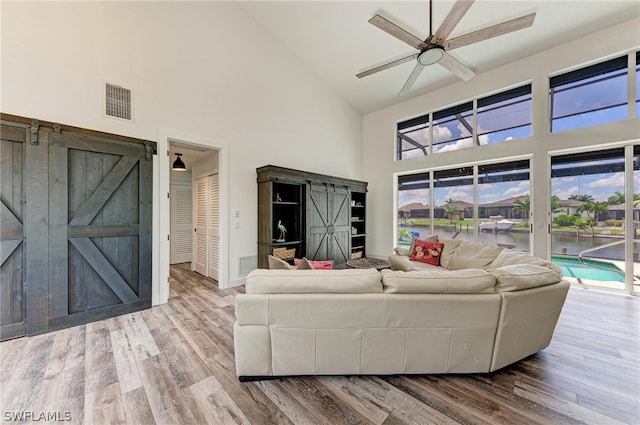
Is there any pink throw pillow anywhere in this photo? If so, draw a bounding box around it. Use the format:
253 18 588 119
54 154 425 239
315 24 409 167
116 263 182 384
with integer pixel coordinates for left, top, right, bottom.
294 258 334 270
410 240 444 266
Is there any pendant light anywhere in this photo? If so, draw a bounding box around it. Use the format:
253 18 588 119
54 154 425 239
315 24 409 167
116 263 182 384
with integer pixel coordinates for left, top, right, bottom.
172 153 186 171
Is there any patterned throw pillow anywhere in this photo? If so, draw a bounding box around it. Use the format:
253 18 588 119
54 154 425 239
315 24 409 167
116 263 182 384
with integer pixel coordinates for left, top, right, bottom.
410 240 444 266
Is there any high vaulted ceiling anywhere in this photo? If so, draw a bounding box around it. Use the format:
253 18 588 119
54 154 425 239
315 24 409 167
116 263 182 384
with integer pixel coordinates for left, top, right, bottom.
241 1 640 114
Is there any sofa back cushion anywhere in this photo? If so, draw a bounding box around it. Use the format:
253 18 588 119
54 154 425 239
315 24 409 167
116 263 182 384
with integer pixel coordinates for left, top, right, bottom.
489 249 562 274
246 268 383 294
381 269 496 294
488 264 563 292
437 239 462 269
445 241 503 270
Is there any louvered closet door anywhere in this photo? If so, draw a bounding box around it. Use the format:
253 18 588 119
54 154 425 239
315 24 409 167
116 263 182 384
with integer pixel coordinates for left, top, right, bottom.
194 176 208 276
170 183 192 264
208 174 219 280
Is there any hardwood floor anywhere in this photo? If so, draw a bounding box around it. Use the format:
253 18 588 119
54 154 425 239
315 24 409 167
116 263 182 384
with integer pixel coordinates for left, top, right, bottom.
1 263 638 424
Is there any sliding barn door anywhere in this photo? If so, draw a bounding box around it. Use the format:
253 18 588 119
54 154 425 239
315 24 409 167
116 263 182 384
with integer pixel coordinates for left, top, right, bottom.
0 118 154 339
307 183 350 266
47 131 153 330
0 124 26 340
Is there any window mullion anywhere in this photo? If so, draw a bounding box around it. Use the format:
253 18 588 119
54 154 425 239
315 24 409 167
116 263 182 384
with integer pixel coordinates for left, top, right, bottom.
472 99 478 146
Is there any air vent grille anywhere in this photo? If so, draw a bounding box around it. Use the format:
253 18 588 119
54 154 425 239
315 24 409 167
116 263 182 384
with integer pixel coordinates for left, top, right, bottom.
105 83 132 120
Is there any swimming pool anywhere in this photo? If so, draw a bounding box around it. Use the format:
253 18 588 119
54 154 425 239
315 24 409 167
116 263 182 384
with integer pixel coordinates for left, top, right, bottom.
552 256 625 283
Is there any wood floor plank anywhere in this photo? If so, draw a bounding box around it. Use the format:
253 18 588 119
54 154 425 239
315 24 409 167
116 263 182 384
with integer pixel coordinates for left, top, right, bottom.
33 363 84 424
84 382 126 425
0 266 637 425
85 325 118 395
110 328 143 394
317 376 393 425
183 375 251 424
204 353 296 425
1 333 55 412
152 326 211 389
137 354 198 425
121 387 155 425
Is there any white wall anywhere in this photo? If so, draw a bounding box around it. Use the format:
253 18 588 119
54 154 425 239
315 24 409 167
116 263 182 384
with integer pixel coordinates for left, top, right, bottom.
362 18 640 260
1 2 363 291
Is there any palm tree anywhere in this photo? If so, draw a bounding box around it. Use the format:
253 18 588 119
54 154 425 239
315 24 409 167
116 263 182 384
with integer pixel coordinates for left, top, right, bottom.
512 197 530 224
569 194 594 203
591 202 609 222
607 191 625 205
550 195 563 214
444 205 460 224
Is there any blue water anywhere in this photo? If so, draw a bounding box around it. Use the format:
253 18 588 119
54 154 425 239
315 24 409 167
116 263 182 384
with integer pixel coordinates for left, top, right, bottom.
551 256 625 282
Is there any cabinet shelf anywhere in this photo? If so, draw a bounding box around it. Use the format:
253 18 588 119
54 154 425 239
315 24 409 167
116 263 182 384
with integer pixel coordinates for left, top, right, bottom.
351 234 366 237
273 201 299 206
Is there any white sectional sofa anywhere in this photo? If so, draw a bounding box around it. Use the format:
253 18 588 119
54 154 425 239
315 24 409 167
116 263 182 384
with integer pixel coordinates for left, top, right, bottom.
234 239 569 380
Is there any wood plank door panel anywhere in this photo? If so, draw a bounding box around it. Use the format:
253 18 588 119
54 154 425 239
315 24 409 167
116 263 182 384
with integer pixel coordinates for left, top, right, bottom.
330 188 350 265
307 184 330 261
47 132 152 330
0 126 26 339
1 119 154 340
306 184 351 266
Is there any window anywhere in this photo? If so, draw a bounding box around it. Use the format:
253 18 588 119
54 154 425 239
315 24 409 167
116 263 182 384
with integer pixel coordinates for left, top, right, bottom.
397 172 431 243
397 116 429 160
397 159 531 249
432 102 474 154
477 85 532 144
396 85 531 160
550 55 628 132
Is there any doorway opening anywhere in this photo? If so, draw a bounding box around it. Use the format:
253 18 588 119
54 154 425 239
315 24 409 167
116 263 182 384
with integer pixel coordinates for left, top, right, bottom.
169 141 220 282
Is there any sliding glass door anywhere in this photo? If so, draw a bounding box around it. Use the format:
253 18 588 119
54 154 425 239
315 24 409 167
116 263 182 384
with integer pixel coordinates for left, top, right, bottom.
550 147 638 293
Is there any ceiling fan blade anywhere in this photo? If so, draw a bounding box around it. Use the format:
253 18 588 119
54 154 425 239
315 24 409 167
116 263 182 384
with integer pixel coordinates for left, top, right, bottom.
356 52 419 79
369 14 428 50
432 0 475 45
438 52 475 81
399 63 426 96
444 12 536 51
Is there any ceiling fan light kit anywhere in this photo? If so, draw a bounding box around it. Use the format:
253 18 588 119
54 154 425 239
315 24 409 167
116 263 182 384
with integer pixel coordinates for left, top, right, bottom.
418 47 444 66
357 0 536 95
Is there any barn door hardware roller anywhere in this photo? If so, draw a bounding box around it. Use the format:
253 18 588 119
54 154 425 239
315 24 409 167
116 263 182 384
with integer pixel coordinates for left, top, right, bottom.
30 119 40 145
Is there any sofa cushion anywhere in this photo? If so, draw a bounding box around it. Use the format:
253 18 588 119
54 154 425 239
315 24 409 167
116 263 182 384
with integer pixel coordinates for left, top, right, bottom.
410 240 444 266
446 241 503 270
437 239 463 269
388 254 438 272
381 269 496 294
268 255 314 270
489 250 562 274
489 264 563 292
246 268 383 294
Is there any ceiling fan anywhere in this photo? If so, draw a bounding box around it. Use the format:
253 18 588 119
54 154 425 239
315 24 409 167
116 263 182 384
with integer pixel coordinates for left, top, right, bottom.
356 0 536 95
